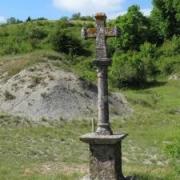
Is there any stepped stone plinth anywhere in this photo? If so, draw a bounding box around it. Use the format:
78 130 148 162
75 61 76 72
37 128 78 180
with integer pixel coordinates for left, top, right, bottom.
80 133 127 180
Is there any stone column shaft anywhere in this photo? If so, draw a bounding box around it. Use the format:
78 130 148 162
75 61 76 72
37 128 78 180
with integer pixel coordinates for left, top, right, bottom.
96 66 112 135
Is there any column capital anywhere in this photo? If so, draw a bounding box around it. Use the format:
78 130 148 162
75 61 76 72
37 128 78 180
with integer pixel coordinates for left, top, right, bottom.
80 133 128 144
95 13 107 20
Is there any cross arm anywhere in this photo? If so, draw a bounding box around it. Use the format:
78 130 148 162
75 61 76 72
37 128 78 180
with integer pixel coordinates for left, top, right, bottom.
81 27 97 39
81 27 120 40
105 27 119 37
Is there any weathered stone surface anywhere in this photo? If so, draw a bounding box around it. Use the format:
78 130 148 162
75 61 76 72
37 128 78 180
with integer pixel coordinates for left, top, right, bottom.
0 63 131 122
89 144 123 180
80 12 128 180
82 13 119 135
80 133 127 144
81 133 127 180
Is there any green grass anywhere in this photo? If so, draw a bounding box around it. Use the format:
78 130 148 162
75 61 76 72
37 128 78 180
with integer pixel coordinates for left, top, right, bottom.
0 50 96 84
119 80 180 179
0 80 179 179
0 120 89 180
0 50 72 79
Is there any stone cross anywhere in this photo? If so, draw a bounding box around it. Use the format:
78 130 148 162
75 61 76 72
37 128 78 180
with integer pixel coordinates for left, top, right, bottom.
81 13 118 135
80 13 129 180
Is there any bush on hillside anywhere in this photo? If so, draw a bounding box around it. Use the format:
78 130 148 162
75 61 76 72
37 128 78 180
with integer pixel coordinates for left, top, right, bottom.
115 5 150 51
2 38 20 55
2 37 33 55
158 36 180 75
164 135 180 174
158 55 180 75
50 27 91 59
140 42 159 80
7 17 23 24
27 27 48 49
110 52 147 87
110 43 159 88
28 27 48 40
159 36 180 57
51 29 79 54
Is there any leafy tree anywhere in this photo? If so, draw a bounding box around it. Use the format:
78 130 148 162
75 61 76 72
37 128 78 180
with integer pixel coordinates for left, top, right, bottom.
158 36 180 75
50 28 89 59
115 5 150 51
110 42 160 88
36 17 47 21
28 27 47 40
110 51 147 87
140 42 159 80
80 16 94 21
71 12 81 20
26 16 32 22
56 19 70 29
159 36 180 56
60 16 69 21
151 0 180 39
7 17 22 24
27 27 48 49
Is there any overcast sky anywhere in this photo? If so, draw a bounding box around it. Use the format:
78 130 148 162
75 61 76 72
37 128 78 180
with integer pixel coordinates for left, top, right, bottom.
0 0 152 22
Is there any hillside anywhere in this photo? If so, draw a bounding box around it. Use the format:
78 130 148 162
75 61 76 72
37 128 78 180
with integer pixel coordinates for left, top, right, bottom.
0 55 131 121
0 2 180 179
0 80 179 180
0 17 179 86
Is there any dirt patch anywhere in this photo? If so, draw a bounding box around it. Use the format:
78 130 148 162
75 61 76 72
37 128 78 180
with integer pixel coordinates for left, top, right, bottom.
23 162 88 176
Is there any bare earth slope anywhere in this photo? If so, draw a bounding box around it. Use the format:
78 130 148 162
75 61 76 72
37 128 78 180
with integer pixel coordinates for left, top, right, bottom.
0 63 131 121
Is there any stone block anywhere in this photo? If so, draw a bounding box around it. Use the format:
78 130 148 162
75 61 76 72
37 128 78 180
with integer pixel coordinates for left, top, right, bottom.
80 133 127 180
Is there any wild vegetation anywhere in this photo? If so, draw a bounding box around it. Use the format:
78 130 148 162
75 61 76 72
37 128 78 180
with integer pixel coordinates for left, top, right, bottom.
0 80 179 179
0 1 179 86
0 0 179 179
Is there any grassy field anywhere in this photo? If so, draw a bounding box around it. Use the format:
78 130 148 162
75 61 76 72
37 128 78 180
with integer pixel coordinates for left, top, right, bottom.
0 80 179 180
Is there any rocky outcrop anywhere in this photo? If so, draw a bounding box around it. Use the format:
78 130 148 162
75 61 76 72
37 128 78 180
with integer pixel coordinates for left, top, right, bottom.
0 63 132 122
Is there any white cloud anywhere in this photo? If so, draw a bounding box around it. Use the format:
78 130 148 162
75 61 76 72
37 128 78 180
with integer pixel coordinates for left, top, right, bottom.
0 16 6 24
109 7 152 19
108 11 126 19
141 8 152 16
53 0 125 17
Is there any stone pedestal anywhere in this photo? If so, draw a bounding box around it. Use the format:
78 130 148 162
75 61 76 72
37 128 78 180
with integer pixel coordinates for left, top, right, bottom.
80 133 127 180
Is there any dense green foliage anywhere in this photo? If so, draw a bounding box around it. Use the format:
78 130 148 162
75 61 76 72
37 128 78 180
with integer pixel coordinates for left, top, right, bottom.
0 0 179 87
110 0 180 87
115 5 151 51
151 0 180 39
50 23 91 59
110 42 159 87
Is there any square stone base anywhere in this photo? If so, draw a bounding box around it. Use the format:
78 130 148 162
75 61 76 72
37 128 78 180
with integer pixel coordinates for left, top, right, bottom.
80 133 127 180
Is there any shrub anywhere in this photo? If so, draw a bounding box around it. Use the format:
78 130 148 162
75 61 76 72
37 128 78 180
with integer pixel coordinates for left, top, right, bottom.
51 29 77 54
164 136 180 159
50 28 90 58
110 51 147 87
140 42 159 80
159 36 180 57
110 43 160 88
2 38 20 55
158 55 180 75
114 5 150 51
158 36 180 75
26 27 48 49
28 27 48 40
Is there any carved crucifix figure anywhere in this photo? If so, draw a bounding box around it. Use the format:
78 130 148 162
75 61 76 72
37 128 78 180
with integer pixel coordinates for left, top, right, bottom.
82 13 118 135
